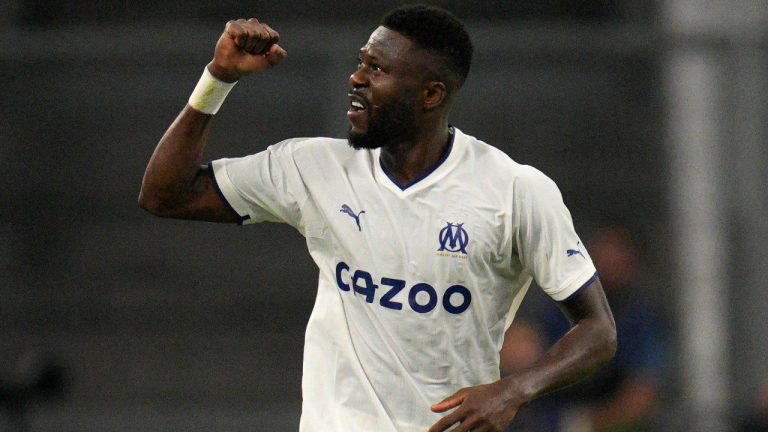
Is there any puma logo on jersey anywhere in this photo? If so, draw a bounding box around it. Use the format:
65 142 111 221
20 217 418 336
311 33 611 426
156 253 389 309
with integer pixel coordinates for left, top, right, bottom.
340 204 365 231
567 242 585 259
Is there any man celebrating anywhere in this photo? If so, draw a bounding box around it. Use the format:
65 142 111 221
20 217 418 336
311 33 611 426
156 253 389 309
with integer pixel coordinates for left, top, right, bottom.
139 5 616 432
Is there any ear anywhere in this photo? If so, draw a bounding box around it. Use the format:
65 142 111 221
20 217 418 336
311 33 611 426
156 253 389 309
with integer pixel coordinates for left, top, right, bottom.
422 81 447 111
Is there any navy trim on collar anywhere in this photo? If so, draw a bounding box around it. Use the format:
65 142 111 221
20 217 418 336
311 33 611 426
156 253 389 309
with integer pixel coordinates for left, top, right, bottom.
379 129 455 191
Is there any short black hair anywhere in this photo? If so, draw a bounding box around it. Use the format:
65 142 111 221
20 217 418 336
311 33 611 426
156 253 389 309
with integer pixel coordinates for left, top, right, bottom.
381 4 473 89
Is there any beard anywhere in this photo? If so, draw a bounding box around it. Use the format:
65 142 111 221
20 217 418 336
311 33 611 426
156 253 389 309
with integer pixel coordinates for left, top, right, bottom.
347 99 418 150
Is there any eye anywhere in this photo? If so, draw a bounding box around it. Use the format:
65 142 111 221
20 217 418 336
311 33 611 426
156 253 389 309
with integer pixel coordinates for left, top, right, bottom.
356 57 383 73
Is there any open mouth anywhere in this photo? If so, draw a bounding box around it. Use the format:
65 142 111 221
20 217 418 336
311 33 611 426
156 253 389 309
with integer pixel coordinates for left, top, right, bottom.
348 93 368 113
350 100 365 111
347 93 369 125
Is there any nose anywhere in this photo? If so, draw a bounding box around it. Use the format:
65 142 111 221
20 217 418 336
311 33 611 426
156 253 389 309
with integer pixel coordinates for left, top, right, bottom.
349 67 367 88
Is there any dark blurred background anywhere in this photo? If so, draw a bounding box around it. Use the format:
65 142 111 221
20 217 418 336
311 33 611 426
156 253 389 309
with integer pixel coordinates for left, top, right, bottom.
1 1 766 431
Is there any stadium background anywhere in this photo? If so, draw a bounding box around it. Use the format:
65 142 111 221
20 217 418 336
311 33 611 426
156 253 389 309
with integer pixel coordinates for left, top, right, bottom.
1 0 766 431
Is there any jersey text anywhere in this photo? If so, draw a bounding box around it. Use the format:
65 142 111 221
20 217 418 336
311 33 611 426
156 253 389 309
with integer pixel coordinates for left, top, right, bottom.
335 261 472 315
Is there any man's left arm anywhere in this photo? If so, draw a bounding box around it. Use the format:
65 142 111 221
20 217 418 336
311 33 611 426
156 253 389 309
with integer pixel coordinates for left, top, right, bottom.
429 278 616 432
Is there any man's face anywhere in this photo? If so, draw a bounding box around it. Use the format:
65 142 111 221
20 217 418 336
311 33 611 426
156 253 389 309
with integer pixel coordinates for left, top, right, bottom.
347 26 431 149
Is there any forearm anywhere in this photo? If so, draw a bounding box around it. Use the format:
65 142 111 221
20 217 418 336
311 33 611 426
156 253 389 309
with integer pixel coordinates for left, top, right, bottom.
428 303 615 432
138 20 286 221
505 314 617 404
138 105 213 216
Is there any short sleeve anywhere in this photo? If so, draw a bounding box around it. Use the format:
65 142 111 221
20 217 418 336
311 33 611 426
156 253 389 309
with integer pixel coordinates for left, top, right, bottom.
210 138 309 230
512 167 597 302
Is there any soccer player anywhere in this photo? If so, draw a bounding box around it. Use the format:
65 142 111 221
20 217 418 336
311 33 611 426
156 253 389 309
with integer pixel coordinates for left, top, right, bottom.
139 5 616 432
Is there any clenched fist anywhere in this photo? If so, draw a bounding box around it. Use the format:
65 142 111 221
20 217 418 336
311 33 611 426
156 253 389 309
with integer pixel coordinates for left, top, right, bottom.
207 18 288 83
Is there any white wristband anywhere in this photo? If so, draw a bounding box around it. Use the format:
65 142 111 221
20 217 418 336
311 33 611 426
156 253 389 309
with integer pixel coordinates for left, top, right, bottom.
188 67 237 115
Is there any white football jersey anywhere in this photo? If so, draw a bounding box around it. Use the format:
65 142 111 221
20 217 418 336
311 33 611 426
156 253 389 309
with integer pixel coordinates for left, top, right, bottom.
210 128 597 432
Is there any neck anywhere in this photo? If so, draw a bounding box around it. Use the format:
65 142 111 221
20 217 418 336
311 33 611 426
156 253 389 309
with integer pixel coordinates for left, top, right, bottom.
380 118 451 186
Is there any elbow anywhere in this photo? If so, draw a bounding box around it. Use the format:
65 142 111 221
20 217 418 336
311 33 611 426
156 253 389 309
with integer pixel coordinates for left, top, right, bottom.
138 189 172 217
605 325 618 362
581 314 617 370
138 190 160 215
600 317 618 365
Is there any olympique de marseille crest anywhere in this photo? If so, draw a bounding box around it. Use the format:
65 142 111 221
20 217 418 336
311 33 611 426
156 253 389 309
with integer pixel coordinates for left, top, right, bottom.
437 222 469 255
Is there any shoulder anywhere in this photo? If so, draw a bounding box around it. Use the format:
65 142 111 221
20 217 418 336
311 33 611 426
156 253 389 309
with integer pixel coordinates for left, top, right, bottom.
457 129 515 166
267 136 350 156
264 137 360 170
455 128 556 189
515 165 558 192
262 137 371 182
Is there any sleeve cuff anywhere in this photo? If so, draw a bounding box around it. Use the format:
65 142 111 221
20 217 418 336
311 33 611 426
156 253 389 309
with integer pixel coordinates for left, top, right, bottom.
208 161 252 225
556 271 599 303
545 265 598 302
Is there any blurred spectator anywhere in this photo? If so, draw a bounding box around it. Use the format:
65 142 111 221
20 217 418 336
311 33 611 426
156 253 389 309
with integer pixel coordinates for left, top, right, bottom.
499 320 548 431
504 225 668 432
0 346 67 432
739 379 768 432
500 321 546 378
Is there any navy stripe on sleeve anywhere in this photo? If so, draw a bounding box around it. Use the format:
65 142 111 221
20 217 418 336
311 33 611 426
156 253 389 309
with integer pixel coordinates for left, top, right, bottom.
205 163 251 225
557 271 599 304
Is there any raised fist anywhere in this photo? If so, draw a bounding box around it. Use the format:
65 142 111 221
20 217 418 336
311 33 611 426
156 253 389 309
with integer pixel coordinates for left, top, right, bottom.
207 18 288 83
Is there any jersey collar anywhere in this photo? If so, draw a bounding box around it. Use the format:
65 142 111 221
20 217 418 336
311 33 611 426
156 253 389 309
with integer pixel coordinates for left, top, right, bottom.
374 127 467 197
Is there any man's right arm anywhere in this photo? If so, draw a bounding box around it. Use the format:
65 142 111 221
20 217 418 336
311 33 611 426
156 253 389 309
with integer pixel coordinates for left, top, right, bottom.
138 18 287 222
